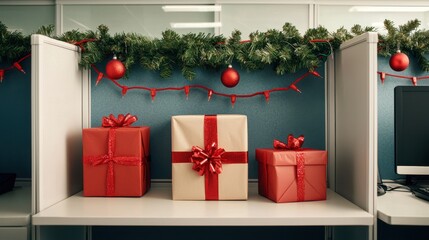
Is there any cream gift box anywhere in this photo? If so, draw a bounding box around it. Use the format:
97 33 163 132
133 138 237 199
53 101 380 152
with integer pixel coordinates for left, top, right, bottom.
171 114 248 200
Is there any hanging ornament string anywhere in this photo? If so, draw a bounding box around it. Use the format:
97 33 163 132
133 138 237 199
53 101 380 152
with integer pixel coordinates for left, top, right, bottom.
378 71 429 86
0 54 31 83
91 65 322 106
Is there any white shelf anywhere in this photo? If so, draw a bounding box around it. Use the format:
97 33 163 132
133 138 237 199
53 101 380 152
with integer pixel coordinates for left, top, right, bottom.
0 184 31 227
377 183 429 225
32 183 373 226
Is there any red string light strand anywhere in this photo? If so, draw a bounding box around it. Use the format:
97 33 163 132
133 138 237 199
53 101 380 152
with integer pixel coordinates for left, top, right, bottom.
69 38 98 51
91 64 105 85
0 53 31 83
91 65 316 104
418 76 429 80
16 53 31 64
378 71 429 86
110 81 301 98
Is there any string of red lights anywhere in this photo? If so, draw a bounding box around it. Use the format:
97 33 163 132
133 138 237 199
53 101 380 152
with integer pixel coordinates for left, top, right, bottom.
378 71 429 85
0 53 30 82
91 64 322 107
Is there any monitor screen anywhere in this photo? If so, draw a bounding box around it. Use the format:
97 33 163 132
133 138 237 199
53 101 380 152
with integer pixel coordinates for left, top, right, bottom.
395 86 429 175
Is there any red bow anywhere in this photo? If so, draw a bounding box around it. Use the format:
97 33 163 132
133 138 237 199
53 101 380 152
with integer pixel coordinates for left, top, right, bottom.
102 113 137 127
273 134 304 150
191 142 225 176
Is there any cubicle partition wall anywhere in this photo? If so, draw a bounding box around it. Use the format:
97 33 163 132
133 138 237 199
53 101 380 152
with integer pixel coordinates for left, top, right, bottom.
329 32 378 240
31 35 90 239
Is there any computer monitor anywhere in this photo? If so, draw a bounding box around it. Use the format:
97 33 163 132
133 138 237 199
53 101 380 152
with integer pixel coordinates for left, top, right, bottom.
395 86 429 175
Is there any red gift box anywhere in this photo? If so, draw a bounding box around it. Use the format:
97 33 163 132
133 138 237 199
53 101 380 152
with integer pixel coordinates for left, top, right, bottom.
256 136 327 203
82 114 150 197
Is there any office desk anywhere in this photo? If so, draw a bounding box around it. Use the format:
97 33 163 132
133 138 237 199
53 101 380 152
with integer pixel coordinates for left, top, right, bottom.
0 183 31 240
377 183 429 225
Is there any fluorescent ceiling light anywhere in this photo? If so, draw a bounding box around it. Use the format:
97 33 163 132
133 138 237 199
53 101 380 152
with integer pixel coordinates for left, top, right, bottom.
349 6 429 12
170 22 222 29
67 18 90 30
163 5 221 12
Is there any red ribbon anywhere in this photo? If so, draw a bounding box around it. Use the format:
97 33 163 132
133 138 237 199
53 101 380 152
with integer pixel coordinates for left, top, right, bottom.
172 115 247 200
202 115 220 200
273 134 304 150
83 128 141 196
191 142 225 176
102 113 137 128
296 152 305 201
273 134 306 201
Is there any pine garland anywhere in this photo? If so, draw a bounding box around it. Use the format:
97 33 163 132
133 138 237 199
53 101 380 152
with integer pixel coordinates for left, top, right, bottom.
2 19 429 80
378 19 429 71
0 23 30 62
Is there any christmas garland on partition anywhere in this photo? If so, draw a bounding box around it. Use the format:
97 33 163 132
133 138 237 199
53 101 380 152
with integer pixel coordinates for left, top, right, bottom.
2 19 429 82
72 23 336 80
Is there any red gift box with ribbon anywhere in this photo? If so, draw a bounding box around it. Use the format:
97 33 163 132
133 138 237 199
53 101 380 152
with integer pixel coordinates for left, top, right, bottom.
171 115 248 200
82 114 150 197
256 134 327 203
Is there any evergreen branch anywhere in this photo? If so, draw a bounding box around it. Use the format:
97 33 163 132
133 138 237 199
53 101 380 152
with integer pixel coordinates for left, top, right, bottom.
351 25 364 35
384 19 397 38
35 24 55 37
399 19 420 36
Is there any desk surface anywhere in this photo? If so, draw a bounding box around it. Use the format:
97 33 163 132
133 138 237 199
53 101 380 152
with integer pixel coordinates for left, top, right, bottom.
0 184 31 226
377 183 429 225
33 183 373 226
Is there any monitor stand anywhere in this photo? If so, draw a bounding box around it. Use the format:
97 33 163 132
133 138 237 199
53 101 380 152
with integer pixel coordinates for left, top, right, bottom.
405 175 429 187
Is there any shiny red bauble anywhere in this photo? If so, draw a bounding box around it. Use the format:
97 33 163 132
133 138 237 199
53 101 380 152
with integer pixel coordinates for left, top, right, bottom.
221 65 240 88
106 56 126 80
389 50 409 72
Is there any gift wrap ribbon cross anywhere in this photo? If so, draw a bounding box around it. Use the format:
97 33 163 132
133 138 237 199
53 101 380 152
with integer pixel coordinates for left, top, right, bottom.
84 114 141 196
172 115 247 200
274 134 306 201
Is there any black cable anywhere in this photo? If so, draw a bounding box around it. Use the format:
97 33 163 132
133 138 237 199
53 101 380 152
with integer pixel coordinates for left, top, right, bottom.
386 185 411 192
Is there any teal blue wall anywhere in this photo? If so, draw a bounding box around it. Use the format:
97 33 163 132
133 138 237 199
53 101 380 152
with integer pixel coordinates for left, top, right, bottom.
377 56 429 180
0 4 54 179
0 60 31 178
90 64 326 179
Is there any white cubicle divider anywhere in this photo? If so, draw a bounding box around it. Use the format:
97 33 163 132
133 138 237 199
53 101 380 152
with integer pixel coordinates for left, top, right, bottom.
329 32 378 239
31 34 89 215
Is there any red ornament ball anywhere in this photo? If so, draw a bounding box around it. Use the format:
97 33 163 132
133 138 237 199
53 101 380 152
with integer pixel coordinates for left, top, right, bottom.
106 56 126 80
389 50 409 72
221 65 240 88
